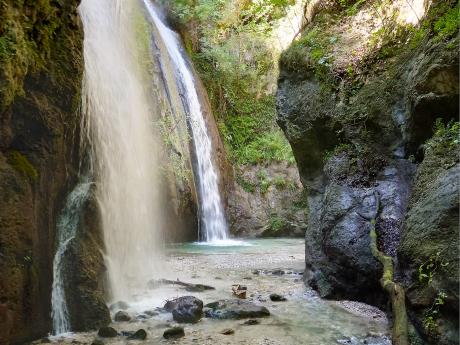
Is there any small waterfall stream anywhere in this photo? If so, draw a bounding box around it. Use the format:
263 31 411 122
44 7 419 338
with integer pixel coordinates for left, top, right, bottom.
144 1 229 243
51 181 91 334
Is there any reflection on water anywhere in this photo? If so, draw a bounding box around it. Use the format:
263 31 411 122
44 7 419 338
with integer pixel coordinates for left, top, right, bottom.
44 239 390 345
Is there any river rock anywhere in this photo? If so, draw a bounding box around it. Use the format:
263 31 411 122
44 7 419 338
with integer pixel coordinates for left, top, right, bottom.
127 329 147 340
204 299 270 319
163 327 185 339
114 310 131 322
269 293 287 302
221 328 235 335
97 326 118 338
164 296 203 323
243 319 260 325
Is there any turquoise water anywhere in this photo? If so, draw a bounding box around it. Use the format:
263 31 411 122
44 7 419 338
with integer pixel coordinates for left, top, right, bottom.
168 238 303 254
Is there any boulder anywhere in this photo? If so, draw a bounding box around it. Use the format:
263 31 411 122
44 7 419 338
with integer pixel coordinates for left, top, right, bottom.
97 326 117 338
204 299 270 319
113 310 131 322
163 327 185 339
127 329 147 340
164 296 203 323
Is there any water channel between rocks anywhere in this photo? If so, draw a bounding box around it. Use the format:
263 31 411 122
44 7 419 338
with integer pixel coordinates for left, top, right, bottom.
46 239 390 345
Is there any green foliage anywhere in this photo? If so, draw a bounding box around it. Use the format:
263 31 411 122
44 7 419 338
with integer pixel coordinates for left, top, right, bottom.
418 251 450 285
257 170 271 194
433 2 459 39
7 151 38 181
280 26 335 83
235 131 295 165
433 119 459 145
375 1 459 58
268 214 286 232
425 119 459 155
236 175 257 193
423 291 447 334
272 176 287 189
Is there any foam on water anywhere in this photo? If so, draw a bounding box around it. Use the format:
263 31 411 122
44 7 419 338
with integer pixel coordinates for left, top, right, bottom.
51 181 91 334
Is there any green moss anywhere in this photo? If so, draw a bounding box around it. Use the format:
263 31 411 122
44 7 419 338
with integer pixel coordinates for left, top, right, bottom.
236 174 256 193
0 0 73 109
280 20 337 86
7 151 38 181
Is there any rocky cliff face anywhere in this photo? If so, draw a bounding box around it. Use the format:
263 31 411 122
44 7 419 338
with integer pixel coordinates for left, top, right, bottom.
0 1 97 343
228 162 306 238
276 0 458 343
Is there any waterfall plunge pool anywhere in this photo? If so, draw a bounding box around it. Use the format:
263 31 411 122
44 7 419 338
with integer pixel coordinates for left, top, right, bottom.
45 239 390 345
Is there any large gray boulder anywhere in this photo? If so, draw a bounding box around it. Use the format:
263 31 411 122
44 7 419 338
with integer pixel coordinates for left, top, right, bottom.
204 299 270 319
164 296 203 323
305 159 414 303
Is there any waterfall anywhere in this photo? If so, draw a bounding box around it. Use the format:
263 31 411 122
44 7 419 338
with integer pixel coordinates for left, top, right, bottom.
144 1 229 243
79 0 164 302
51 181 91 335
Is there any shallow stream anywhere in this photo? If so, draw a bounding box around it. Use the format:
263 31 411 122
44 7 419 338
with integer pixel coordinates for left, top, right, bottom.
46 239 390 345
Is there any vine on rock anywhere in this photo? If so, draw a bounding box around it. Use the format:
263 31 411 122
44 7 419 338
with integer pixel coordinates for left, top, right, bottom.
363 191 409 345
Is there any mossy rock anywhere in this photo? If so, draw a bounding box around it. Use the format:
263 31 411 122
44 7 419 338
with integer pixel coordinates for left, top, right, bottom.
7 151 38 181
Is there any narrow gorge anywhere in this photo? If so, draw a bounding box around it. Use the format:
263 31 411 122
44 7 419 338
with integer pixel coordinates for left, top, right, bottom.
0 1 458 345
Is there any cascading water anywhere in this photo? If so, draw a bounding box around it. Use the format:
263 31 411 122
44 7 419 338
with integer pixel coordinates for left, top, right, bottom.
144 1 229 243
79 0 164 302
51 181 91 334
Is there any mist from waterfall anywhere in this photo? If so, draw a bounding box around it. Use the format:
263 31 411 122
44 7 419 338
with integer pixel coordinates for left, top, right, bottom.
51 181 91 334
78 0 164 302
144 1 229 243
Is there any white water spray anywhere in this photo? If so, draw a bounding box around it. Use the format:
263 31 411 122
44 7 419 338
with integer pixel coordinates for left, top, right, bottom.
79 0 164 302
51 181 91 334
144 1 229 243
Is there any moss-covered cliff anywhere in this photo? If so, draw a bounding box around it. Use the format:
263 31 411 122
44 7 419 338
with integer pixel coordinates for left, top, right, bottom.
0 0 86 343
276 0 458 344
